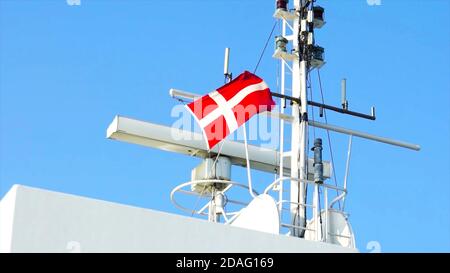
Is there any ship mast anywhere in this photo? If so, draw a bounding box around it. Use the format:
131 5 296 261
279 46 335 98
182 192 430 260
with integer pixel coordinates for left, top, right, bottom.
290 0 308 237
276 0 320 237
275 0 366 237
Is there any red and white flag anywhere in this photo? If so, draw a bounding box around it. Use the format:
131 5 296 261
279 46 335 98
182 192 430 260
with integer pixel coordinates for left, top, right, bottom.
186 71 275 150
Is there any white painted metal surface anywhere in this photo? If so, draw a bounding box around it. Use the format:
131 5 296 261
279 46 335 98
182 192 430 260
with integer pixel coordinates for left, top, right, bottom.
230 194 280 235
277 18 288 213
0 185 17 252
0 185 357 253
290 0 303 237
191 157 231 182
305 209 356 248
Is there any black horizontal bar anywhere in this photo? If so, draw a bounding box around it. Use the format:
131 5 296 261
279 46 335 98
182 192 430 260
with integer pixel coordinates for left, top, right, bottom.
270 92 301 104
270 92 376 121
307 101 376 121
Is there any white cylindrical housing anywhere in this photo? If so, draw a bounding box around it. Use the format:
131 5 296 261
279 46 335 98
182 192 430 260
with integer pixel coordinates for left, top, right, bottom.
224 48 230 75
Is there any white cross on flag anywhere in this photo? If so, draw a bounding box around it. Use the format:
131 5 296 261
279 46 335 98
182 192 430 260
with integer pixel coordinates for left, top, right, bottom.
186 71 275 150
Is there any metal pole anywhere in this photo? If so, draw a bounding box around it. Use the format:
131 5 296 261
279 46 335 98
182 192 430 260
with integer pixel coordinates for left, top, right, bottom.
224 48 230 76
313 183 319 241
298 58 309 238
290 0 304 237
278 19 287 213
208 190 216 222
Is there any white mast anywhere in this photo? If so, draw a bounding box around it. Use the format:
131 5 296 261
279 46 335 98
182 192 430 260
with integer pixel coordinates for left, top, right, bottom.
290 0 308 237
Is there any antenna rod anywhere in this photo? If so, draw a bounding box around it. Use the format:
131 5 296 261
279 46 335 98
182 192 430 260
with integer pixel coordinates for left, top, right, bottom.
341 78 348 110
309 120 421 151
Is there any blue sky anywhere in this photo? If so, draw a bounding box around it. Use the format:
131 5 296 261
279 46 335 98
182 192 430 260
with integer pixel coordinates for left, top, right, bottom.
1 0 449 252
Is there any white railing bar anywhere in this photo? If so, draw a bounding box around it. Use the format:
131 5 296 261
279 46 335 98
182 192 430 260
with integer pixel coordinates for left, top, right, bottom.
328 233 352 239
197 203 210 214
277 200 315 208
178 189 207 197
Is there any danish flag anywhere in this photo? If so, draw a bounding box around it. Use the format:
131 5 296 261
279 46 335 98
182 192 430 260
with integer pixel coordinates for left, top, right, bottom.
186 71 275 150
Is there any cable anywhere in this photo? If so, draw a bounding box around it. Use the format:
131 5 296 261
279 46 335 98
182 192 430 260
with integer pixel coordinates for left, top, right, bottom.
254 20 278 74
191 187 207 217
317 69 341 210
308 70 316 141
